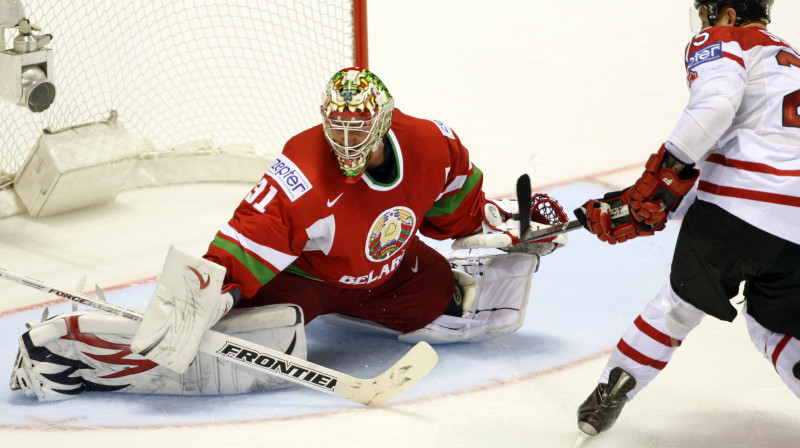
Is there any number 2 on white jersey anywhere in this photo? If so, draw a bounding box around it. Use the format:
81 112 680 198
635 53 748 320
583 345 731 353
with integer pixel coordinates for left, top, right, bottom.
776 50 800 128
245 178 278 213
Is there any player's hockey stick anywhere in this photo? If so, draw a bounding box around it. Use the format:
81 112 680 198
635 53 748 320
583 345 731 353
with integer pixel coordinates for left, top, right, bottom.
0 267 438 406
520 204 630 242
452 173 632 249
451 201 631 249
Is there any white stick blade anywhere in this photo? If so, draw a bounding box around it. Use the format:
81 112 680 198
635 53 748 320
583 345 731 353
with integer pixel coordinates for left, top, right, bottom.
343 341 439 406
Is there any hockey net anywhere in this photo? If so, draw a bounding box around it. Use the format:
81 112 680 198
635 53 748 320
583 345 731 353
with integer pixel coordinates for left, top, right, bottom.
0 0 367 191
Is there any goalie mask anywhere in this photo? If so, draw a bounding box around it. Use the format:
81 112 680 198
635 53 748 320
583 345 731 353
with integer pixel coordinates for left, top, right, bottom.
321 68 394 183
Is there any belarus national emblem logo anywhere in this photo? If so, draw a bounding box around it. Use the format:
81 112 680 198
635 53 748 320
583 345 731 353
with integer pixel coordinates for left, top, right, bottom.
365 207 416 261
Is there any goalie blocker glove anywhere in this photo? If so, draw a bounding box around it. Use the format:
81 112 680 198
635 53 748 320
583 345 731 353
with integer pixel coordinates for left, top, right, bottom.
576 144 698 245
130 246 235 373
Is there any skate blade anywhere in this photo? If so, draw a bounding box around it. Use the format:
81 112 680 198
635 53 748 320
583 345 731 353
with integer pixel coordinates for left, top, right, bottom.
577 421 598 436
574 431 591 447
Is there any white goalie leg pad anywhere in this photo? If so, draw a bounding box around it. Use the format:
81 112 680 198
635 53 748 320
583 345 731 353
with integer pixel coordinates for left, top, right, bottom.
130 245 228 373
11 304 306 401
399 252 538 344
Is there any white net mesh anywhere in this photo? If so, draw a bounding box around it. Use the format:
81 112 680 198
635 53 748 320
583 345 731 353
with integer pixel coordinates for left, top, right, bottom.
1 0 357 187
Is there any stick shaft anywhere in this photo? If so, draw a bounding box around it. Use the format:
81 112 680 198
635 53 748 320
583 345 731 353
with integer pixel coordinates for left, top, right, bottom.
522 205 629 242
0 268 143 320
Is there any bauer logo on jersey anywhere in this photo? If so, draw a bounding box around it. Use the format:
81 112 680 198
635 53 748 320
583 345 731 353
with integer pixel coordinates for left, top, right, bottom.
687 42 722 71
265 156 312 202
365 206 416 262
431 119 455 140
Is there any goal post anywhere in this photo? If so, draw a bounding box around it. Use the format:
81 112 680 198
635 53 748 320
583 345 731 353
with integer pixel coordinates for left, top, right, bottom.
0 0 368 217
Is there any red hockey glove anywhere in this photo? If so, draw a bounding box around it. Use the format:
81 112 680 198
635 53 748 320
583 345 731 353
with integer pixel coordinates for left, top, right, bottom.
628 144 699 229
575 189 660 245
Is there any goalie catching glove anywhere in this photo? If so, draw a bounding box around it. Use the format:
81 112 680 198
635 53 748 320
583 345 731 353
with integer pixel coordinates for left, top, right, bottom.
452 193 568 255
576 144 698 245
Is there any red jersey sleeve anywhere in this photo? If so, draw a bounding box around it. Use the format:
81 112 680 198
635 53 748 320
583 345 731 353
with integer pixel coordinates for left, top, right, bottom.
419 121 488 240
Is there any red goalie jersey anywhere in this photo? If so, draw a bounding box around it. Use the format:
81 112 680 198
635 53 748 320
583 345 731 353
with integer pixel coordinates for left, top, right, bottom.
204 109 488 300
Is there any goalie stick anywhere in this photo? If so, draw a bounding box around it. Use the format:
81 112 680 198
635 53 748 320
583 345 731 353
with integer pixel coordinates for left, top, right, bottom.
0 267 438 406
516 174 533 241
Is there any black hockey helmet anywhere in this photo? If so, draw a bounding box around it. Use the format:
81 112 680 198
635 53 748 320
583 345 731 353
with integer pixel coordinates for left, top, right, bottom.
693 1 774 26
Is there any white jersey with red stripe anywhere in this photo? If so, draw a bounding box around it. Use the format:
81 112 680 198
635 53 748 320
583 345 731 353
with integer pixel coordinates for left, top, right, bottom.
666 26 800 245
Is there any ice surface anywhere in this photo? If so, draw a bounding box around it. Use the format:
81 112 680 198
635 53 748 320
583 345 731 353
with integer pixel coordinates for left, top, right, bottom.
1 1 799 447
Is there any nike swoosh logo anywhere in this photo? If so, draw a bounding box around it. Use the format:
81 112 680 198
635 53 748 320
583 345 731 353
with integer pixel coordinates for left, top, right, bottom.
188 266 211 289
327 192 344 207
410 257 419 273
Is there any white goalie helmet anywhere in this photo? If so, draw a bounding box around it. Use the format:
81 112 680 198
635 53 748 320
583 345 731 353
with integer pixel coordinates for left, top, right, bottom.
321 67 394 182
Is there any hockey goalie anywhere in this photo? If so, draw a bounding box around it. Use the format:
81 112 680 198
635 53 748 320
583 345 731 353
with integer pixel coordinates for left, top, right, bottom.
10 68 568 401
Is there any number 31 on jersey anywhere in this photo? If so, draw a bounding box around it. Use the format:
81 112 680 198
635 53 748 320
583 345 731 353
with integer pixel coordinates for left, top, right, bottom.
245 178 278 213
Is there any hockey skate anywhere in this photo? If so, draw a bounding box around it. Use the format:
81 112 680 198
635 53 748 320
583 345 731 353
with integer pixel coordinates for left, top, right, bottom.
577 367 636 436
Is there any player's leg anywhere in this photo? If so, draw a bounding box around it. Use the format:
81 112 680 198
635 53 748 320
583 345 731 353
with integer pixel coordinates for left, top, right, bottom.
603 283 705 398
243 236 456 331
242 269 334 323
739 229 800 398
578 200 745 436
742 307 800 398
398 250 538 343
10 304 305 401
333 236 458 333
248 236 538 343
577 283 706 435
324 239 539 343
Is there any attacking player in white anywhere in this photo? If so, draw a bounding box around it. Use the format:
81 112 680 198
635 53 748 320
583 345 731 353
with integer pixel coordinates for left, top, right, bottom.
8 68 568 401
573 0 800 439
